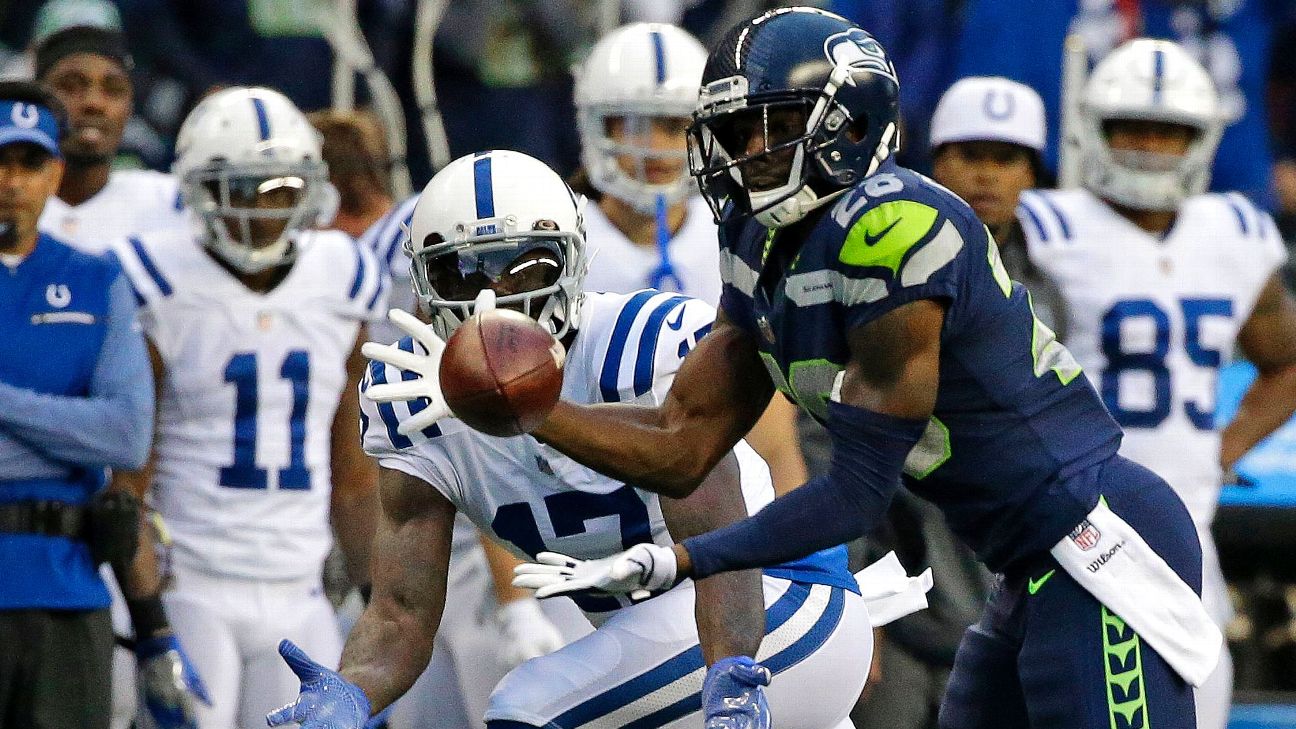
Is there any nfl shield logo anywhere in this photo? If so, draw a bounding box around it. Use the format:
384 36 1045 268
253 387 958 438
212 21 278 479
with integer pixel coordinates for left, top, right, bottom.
757 315 776 345
1069 520 1101 551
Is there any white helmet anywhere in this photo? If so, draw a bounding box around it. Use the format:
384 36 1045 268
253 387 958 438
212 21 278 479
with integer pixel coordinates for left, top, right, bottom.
574 23 706 214
405 150 588 340
1078 38 1223 211
173 87 331 273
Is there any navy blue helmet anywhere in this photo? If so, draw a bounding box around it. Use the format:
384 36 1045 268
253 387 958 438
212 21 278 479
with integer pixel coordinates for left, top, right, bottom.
687 7 901 228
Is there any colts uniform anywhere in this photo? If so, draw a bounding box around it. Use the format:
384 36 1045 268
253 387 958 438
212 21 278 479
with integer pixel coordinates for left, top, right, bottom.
717 160 1204 728
360 198 589 729
113 228 385 729
38 170 184 253
361 290 871 729
1022 187 1287 728
583 196 723 306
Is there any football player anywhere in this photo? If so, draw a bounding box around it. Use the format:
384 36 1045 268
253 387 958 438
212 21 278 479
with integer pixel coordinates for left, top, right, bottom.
352 139 575 729
1018 39 1296 729
268 150 917 729
574 21 809 495
369 9 1221 729
111 87 383 729
35 25 185 250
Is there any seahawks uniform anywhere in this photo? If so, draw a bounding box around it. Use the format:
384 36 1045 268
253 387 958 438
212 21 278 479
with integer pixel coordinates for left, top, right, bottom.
113 228 385 729
583 196 723 306
361 290 871 729
358 197 591 729
1022 187 1286 729
717 160 1203 728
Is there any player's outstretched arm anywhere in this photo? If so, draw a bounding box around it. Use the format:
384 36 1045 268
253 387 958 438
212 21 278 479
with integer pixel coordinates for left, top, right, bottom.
298 466 454 719
517 300 944 593
330 328 380 586
676 298 944 580
1222 274 1296 470
535 311 775 498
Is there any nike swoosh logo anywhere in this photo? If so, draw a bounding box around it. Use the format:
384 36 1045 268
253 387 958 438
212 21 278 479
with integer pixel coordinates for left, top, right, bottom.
1027 569 1056 595
863 218 901 246
666 307 686 331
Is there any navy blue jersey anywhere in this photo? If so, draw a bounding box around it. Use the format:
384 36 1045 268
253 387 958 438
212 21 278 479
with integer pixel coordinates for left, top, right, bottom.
718 162 1123 570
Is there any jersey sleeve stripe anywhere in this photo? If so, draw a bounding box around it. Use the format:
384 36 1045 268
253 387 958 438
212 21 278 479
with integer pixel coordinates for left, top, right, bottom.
385 208 415 270
1016 199 1049 243
366 358 414 449
348 239 368 300
1224 192 1252 236
397 337 442 439
632 295 690 397
366 270 390 312
1037 194 1073 241
599 290 659 402
127 236 173 297
900 220 964 286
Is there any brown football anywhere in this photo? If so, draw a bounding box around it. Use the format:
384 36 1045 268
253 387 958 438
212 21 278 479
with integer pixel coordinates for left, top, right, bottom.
439 309 566 437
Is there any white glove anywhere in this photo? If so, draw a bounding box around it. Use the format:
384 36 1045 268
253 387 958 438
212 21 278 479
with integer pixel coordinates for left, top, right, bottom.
362 290 497 436
496 597 565 667
512 544 679 601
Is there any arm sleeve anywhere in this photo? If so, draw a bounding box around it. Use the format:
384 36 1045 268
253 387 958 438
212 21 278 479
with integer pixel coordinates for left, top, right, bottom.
682 400 927 579
0 274 154 470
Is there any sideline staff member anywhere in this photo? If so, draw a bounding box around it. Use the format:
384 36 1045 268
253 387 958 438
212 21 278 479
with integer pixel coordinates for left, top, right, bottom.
0 80 152 729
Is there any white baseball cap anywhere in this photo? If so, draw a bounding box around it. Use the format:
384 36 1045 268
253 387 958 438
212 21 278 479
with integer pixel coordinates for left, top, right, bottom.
930 76 1047 152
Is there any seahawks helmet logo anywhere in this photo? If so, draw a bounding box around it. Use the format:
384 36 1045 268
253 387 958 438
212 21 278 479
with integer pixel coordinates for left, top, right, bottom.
823 28 897 82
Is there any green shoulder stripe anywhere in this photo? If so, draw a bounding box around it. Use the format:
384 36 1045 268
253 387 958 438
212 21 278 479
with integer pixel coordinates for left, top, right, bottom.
839 200 940 274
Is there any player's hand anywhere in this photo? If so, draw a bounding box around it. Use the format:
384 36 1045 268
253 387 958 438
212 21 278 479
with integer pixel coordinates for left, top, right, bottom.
702 656 772 729
362 290 497 436
266 640 371 729
496 597 565 667
135 633 211 729
512 544 678 600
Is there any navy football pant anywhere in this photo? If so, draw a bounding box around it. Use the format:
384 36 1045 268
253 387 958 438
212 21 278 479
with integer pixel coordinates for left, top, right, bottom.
939 456 1202 729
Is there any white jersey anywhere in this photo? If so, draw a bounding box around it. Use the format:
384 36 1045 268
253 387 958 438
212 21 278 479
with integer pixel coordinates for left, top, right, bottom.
38 169 184 253
1022 188 1286 528
583 196 723 307
361 289 850 617
357 195 414 344
113 228 386 580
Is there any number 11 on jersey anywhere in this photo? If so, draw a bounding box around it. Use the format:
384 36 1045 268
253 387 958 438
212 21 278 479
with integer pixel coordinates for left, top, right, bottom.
220 350 312 490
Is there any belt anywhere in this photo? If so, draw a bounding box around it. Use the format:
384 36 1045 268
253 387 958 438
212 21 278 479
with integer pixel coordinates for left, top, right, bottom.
0 500 88 539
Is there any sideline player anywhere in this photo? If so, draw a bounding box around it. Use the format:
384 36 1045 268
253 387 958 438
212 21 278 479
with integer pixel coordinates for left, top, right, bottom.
112 87 382 729
370 10 1219 728
269 150 898 729
34 25 183 250
1019 39 1296 729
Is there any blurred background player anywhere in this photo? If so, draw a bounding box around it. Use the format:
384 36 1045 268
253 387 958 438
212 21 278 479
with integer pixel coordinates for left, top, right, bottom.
1020 39 1296 729
277 149 880 729
573 21 808 495
34 25 183 251
0 80 199 729
327 111 577 729
111 86 383 729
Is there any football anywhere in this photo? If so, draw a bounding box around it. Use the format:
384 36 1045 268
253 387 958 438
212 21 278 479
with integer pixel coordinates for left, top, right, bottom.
439 309 566 437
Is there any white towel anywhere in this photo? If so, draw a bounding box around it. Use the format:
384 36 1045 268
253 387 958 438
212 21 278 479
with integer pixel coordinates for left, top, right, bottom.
1050 499 1222 687
853 551 935 627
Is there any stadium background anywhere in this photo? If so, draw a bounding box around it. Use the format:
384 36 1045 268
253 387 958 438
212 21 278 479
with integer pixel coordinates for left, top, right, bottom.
4 0 1296 727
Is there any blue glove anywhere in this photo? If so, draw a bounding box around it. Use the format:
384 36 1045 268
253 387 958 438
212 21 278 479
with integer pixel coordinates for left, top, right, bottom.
266 639 372 729
702 656 772 729
136 634 212 729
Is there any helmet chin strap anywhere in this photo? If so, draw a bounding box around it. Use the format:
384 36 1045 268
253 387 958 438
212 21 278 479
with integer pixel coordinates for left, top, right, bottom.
754 186 848 228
